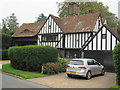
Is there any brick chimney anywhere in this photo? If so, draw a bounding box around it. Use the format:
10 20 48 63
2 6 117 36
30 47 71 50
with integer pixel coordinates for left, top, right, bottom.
69 2 79 16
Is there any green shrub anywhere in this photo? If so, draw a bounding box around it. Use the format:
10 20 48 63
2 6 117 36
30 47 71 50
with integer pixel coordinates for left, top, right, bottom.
1 34 12 49
0 49 9 60
43 62 61 75
8 45 58 72
113 43 120 85
43 57 68 75
2 49 9 60
58 57 68 72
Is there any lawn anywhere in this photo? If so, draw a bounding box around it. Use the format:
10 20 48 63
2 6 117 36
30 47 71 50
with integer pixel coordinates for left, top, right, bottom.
110 85 120 90
2 64 48 79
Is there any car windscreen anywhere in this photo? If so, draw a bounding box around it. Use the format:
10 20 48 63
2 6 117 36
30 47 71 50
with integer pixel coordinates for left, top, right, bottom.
69 60 84 65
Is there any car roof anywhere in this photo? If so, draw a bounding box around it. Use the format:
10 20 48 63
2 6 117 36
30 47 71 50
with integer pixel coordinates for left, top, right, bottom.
71 58 95 61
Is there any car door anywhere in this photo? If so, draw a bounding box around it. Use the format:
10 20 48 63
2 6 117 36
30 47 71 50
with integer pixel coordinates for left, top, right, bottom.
93 60 101 74
94 61 102 74
87 60 98 75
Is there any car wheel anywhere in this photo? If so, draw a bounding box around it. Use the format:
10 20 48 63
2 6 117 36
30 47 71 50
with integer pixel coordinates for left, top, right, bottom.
86 71 91 80
101 69 105 75
67 74 72 77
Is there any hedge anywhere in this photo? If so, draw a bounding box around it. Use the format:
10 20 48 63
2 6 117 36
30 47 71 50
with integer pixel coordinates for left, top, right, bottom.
1 49 9 60
8 45 58 72
113 43 120 85
1 34 12 49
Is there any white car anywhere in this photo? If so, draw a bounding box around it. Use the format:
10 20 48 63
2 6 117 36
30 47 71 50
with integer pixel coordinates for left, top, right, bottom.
66 58 105 79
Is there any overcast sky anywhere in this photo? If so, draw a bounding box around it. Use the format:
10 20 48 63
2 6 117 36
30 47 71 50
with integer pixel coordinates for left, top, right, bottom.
0 0 119 26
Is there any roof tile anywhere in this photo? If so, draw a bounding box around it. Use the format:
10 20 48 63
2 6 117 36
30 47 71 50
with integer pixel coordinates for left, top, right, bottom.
12 13 100 37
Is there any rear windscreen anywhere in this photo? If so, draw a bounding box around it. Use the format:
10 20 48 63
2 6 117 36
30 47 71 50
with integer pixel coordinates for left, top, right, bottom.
69 60 84 65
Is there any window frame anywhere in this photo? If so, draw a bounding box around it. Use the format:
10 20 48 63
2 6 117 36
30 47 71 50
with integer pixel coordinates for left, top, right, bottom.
102 34 106 39
21 29 30 33
41 34 58 42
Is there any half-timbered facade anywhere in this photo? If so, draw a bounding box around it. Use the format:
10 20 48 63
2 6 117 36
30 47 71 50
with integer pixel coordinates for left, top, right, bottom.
12 13 119 56
36 13 106 58
80 25 120 72
12 12 120 72
38 16 64 48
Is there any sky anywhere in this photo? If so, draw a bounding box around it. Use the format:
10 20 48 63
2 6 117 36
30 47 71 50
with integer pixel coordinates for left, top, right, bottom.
0 0 120 26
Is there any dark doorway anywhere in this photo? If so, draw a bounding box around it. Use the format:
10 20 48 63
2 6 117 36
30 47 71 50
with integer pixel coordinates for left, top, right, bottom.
84 50 115 72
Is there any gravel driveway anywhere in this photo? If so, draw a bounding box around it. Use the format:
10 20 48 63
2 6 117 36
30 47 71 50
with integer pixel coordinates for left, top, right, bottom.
27 72 116 88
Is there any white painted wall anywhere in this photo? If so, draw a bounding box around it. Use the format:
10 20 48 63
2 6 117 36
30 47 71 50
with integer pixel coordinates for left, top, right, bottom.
65 33 91 48
93 16 103 32
38 16 63 48
84 26 120 51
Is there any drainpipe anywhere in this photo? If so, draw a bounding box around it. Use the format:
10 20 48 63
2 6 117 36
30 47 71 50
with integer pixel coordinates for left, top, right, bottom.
81 51 84 58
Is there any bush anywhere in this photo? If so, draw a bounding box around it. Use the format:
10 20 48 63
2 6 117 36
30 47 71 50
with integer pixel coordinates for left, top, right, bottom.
0 49 9 60
2 49 9 60
113 43 120 85
58 57 68 72
43 57 68 75
1 34 12 49
8 45 58 72
43 62 61 75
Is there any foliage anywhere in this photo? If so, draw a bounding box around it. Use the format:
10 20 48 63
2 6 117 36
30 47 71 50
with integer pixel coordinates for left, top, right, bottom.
43 57 68 75
43 62 61 75
2 13 19 35
2 64 48 79
118 21 120 35
57 2 118 28
113 43 120 85
8 45 58 72
1 33 12 49
0 24 2 33
58 57 68 72
35 13 47 22
0 49 9 60
2 19 9 33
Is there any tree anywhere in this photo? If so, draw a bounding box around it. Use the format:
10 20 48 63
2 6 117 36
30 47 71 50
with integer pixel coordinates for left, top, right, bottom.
35 13 47 22
57 2 118 28
7 13 19 31
0 23 2 33
1 13 19 35
2 18 9 33
118 21 120 35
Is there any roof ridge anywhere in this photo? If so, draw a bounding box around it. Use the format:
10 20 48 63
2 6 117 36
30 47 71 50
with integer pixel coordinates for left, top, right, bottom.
60 13 100 19
50 14 60 18
23 21 45 25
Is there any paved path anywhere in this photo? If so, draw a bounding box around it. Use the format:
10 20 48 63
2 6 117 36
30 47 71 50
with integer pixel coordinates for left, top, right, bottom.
28 72 116 88
0 61 10 64
2 73 50 88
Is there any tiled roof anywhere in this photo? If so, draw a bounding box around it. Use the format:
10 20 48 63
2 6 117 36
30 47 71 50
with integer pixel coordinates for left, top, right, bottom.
12 13 100 37
12 21 45 37
51 13 100 33
110 27 120 41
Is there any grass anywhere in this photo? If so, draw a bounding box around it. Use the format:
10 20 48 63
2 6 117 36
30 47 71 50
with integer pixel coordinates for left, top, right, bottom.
2 64 48 79
110 85 120 90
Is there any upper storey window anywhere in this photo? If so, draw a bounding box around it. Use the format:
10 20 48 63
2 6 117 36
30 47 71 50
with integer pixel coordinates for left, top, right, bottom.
22 29 30 33
41 34 58 42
